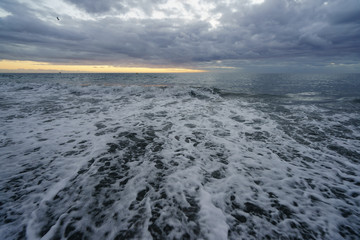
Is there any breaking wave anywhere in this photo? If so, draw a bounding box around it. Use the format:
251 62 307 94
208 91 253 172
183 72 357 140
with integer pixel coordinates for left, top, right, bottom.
0 81 359 239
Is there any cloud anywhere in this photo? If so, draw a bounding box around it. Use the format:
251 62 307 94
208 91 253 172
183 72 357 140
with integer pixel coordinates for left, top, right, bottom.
65 0 120 13
63 0 168 15
0 0 359 72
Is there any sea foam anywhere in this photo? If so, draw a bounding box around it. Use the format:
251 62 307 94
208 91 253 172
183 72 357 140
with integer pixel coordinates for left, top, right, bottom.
0 81 359 239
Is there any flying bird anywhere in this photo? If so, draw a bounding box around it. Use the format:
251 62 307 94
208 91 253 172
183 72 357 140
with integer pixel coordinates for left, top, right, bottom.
57 17 60 21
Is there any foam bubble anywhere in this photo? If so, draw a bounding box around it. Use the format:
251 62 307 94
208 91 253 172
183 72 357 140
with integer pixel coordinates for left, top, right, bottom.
0 82 359 239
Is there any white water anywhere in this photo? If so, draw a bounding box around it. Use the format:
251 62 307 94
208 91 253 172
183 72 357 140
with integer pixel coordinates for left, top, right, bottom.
0 82 359 239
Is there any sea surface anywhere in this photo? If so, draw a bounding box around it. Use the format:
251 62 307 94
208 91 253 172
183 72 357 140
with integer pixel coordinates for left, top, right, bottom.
0 73 359 240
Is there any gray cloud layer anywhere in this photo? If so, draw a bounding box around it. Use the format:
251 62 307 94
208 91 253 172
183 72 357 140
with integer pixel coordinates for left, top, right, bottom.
0 0 359 71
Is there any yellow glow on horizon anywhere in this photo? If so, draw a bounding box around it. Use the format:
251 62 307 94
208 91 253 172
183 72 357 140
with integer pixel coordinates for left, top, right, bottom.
0 60 206 73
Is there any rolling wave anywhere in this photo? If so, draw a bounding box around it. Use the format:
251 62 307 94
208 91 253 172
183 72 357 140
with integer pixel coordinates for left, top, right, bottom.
0 82 359 239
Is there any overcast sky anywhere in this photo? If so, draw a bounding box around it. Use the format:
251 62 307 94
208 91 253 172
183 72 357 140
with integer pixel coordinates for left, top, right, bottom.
0 0 359 72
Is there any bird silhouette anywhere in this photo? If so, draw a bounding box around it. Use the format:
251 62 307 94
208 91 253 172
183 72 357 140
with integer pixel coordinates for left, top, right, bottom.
57 17 60 21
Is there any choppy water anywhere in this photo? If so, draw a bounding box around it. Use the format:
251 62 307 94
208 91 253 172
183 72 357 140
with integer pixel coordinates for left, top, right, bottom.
0 73 359 240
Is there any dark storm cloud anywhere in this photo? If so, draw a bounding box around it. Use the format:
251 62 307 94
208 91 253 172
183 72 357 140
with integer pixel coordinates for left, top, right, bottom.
64 0 167 15
65 0 120 13
0 0 359 71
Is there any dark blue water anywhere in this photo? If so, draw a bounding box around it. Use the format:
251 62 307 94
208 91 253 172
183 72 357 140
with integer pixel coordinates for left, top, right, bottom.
0 73 359 239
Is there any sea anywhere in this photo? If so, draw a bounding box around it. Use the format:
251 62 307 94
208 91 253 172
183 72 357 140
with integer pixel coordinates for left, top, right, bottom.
0 72 359 240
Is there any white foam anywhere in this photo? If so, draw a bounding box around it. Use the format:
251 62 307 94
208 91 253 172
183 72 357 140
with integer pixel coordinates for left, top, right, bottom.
0 81 359 239
199 189 229 240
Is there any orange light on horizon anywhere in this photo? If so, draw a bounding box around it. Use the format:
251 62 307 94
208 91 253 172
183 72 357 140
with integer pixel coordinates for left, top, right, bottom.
0 60 206 73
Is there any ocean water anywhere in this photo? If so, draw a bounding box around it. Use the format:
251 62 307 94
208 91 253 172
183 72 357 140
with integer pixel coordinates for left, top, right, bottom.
0 73 359 240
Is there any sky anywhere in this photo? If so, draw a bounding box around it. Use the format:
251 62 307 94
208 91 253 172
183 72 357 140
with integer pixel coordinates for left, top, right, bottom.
0 0 359 73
